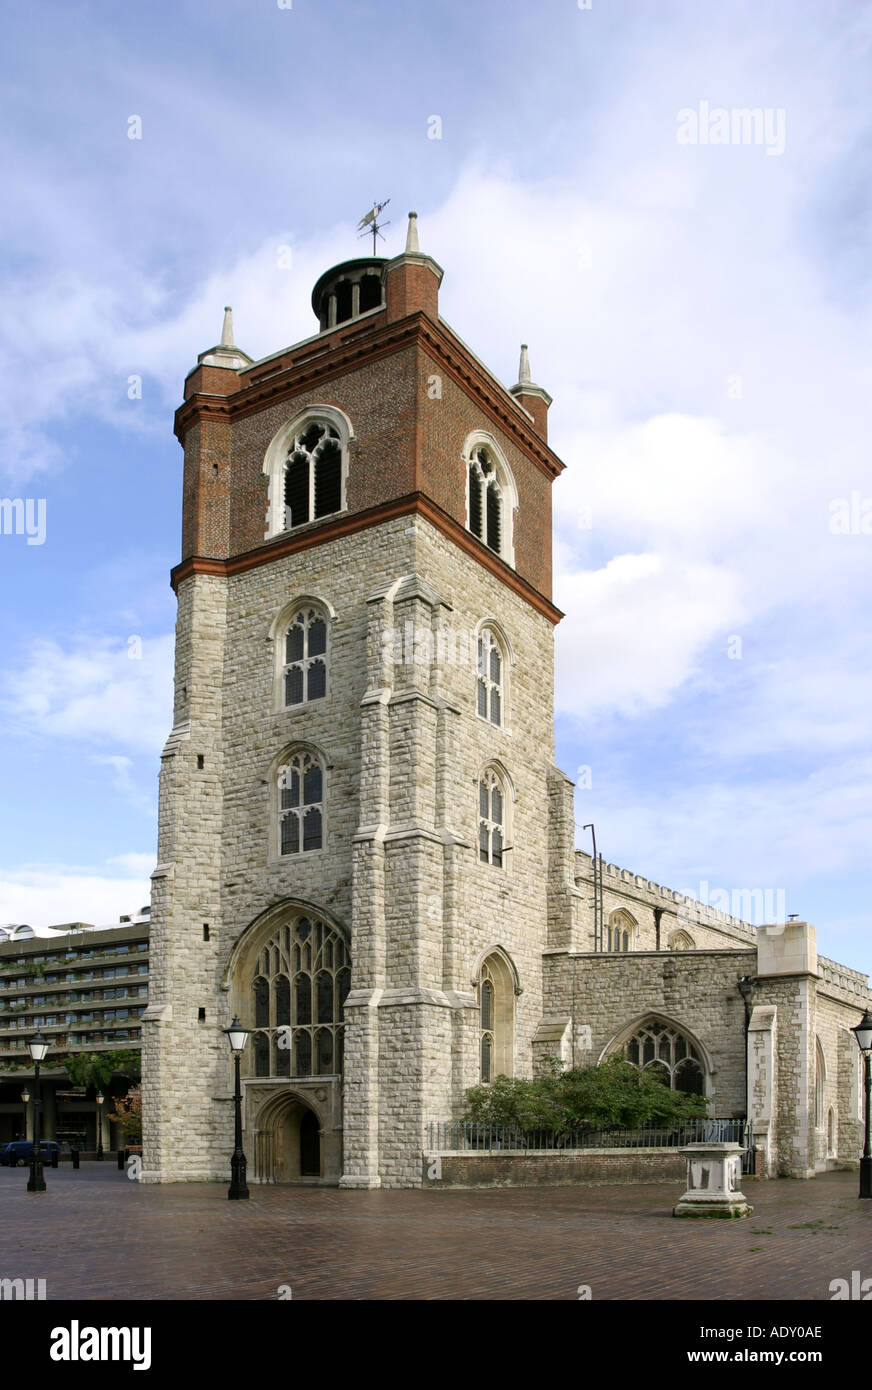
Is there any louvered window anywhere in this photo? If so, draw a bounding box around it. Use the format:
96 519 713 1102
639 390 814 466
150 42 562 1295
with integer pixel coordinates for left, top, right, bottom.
282 422 343 529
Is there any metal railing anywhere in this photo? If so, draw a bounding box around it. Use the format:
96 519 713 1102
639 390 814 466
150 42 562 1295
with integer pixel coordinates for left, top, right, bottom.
428 1117 752 1156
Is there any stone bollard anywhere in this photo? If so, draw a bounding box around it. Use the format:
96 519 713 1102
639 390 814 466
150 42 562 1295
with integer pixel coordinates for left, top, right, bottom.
673 1142 753 1219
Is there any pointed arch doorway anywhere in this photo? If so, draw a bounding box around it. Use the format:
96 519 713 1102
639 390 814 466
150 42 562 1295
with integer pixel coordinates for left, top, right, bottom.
255 1091 326 1183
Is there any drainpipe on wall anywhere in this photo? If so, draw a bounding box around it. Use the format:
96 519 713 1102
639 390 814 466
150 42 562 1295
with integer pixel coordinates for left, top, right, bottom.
653 908 663 951
737 976 756 1124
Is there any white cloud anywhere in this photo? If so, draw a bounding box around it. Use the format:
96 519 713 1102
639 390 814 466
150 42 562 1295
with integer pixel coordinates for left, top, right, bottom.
2 634 173 754
0 861 153 931
556 551 745 717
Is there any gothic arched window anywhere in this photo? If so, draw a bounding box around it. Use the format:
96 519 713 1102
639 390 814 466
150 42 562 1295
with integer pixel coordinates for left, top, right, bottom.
606 910 637 952
263 407 353 538
478 767 507 868
476 626 505 727
464 434 517 565
621 1019 705 1095
477 951 516 1081
245 914 350 1080
283 606 328 706
815 1037 826 1129
278 749 324 856
669 930 696 951
284 421 343 529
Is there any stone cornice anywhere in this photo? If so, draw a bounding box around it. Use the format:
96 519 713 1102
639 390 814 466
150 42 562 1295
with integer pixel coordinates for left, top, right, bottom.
170 492 564 624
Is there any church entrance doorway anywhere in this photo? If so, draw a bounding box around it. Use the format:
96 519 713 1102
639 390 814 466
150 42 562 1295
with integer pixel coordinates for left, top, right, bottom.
300 1109 320 1176
256 1092 324 1183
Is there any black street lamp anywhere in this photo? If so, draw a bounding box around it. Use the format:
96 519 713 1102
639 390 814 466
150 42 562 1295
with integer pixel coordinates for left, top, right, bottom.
20 1086 30 1141
95 1091 104 1161
851 1008 872 1200
224 1017 250 1201
26 1032 49 1193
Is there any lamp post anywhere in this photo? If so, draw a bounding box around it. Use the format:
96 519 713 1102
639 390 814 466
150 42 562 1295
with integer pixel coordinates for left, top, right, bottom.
26 1032 49 1193
20 1086 30 1141
851 1008 872 1199
95 1091 104 1161
224 1017 250 1200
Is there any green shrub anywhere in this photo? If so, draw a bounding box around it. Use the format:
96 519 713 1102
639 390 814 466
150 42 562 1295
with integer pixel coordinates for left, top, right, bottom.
462 1057 707 1133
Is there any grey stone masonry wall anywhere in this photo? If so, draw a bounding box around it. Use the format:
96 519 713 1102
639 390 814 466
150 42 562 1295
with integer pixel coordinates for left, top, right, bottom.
541 949 755 1116
142 573 231 1182
574 852 758 953
146 502 563 1187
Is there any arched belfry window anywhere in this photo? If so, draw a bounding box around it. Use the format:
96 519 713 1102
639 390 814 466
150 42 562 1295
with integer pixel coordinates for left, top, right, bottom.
263 406 353 539
284 421 342 528
463 433 517 566
619 1018 705 1095
277 748 325 856
283 606 328 706
245 914 350 1079
477 951 516 1081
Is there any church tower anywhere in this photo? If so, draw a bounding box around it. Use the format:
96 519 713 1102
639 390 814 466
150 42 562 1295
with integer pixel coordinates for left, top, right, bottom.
141 214 565 1187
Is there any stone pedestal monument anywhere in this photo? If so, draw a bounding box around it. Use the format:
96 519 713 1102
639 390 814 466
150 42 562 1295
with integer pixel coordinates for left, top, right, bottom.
673 1142 753 1218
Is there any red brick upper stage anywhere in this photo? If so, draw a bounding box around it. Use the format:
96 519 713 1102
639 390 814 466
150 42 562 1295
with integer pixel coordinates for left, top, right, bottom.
171 214 564 621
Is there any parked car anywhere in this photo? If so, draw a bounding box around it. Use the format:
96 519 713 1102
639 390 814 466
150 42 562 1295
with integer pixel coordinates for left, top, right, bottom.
0 1140 61 1166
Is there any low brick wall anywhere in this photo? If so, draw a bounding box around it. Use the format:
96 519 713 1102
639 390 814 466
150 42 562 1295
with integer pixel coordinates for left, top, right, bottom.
422 1148 687 1188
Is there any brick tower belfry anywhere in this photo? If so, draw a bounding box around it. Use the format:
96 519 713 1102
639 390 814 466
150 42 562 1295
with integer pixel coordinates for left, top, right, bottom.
141 213 566 1187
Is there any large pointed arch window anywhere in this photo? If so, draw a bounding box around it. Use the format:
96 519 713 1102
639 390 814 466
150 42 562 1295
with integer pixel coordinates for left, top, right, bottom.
278 749 324 856
478 951 516 1081
246 914 351 1079
620 1019 705 1095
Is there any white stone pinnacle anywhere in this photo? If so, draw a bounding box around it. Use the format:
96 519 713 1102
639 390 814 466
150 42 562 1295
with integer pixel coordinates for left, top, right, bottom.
518 343 532 385
405 212 420 254
220 306 234 347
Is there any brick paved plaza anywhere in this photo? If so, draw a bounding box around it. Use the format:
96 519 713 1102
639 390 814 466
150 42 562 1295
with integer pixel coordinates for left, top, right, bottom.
1 1165 870 1301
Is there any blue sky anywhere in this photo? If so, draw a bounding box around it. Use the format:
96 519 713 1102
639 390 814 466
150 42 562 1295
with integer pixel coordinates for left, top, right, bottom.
0 0 870 976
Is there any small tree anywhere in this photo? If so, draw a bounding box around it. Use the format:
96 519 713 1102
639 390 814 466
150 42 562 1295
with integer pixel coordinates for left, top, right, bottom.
62 1049 141 1091
110 1085 142 1143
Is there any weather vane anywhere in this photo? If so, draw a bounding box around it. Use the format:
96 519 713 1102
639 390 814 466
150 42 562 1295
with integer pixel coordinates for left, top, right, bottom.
357 199 391 254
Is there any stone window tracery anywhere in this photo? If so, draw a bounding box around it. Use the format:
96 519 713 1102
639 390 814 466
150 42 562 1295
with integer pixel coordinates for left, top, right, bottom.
476 627 504 726
477 951 516 1082
284 421 342 529
606 909 637 952
278 749 324 856
283 607 328 706
463 434 516 566
478 767 507 868
249 914 350 1079
622 1019 705 1095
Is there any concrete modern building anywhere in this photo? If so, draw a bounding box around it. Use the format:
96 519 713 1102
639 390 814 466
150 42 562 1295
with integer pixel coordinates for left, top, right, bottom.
142 215 871 1187
0 912 150 1148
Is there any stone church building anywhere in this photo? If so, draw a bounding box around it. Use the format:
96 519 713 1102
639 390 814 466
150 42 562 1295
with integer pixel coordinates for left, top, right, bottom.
141 215 870 1188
